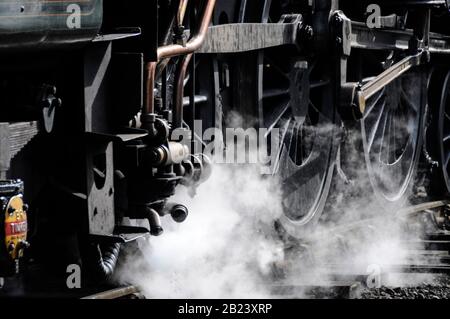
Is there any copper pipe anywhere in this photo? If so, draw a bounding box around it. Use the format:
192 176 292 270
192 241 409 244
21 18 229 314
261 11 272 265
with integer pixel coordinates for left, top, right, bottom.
174 53 193 128
158 0 215 60
177 0 189 27
144 0 216 115
145 62 157 114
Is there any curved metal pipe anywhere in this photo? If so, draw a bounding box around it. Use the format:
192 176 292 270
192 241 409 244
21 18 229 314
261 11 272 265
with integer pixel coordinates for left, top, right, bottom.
157 0 216 60
174 53 193 128
177 0 190 27
144 0 216 115
87 243 121 283
145 62 158 114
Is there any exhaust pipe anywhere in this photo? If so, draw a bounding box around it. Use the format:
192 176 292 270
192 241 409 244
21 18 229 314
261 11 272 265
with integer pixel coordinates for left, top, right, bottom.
146 207 164 236
163 203 189 223
87 243 121 283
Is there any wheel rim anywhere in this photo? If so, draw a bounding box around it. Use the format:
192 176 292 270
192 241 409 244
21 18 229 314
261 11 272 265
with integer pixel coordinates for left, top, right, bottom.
246 0 336 230
361 66 425 203
438 71 450 192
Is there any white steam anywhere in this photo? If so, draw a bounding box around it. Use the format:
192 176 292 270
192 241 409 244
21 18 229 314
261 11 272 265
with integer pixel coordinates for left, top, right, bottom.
117 164 286 298
116 118 435 298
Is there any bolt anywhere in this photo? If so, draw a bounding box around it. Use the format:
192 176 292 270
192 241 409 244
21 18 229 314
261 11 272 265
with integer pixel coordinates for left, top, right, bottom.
150 149 162 164
42 98 52 109
301 25 314 40
51 98 62 109
334 15 343 25
221 63 230 88
18 240 30 249
47 86 57 95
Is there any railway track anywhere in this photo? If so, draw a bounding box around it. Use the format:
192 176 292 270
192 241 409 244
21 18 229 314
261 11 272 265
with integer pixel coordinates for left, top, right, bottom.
81 201 450 300
81 285 144 300
272 200 450 298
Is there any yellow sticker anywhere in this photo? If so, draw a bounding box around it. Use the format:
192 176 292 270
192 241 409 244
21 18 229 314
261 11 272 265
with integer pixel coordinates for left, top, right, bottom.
4 195 27 260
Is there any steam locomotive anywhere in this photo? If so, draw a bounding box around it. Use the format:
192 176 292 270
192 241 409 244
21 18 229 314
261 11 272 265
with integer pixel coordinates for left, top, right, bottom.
0 0 449 296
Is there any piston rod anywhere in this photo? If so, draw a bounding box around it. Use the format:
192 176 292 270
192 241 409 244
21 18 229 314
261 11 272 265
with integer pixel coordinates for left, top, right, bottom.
353 50 426 114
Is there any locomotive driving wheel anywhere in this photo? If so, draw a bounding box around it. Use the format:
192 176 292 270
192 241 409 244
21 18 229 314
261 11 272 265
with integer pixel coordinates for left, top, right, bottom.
428 69 450 195
241 0 338 237
350 51 426 207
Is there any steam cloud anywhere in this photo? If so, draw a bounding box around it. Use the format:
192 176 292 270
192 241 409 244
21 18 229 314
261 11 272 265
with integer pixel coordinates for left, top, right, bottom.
116 119 435 298
117 164 286 298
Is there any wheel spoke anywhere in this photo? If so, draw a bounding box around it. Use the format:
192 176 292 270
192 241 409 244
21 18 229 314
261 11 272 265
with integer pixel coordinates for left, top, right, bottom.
393 111 397 162
401 89 419 115
263 88 289 100
445 152 450 168
271 118 293 173
281 150 329 196
364 88 385 119
443 134 450 144
264 103 290 137
309 100 319 113
380 110 393 163
367 101 387 152
310 80 330 90
377 140 414 193
445 112 450 123
264 56 289 80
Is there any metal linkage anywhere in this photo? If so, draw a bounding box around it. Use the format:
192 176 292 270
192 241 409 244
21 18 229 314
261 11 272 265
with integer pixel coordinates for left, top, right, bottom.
334 9 438 120
351 22 450 54
198 14 309 54
348 50 428 116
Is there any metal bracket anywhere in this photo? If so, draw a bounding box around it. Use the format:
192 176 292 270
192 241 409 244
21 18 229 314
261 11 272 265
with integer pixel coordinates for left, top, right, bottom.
333 11 352 58
376 14 406 29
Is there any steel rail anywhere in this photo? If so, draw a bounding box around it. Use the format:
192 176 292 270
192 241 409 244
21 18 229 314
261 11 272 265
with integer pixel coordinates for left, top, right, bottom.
304 200 450 242
81 285 141 300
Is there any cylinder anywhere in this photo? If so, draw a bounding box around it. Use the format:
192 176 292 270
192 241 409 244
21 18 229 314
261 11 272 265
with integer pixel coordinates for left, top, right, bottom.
151 142 190 166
